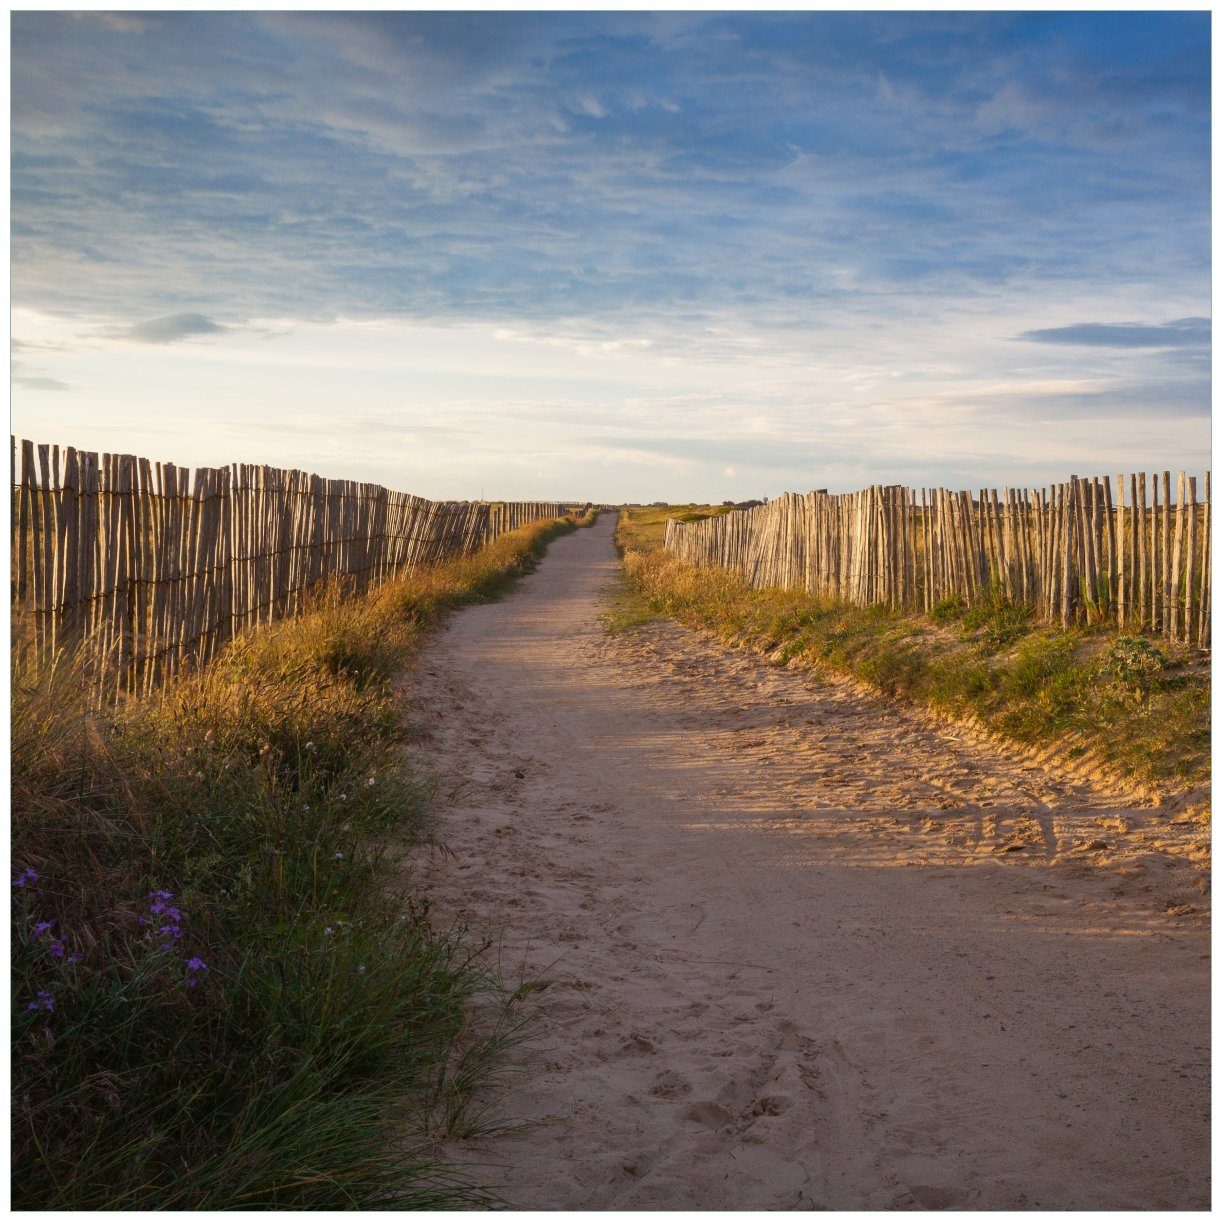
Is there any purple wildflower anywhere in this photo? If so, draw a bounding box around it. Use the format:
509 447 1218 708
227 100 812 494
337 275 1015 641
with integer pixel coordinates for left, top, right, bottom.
32 920 55 938
50 940 66 959
26 990 55 1013
147 892 185 950
12 867 38 889
184 955 208 989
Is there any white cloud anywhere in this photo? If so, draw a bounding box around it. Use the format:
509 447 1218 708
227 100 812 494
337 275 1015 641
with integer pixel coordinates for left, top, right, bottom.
575 94 607 119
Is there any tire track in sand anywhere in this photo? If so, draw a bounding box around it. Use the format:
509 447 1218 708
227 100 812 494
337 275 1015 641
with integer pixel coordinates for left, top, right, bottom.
401 514 1208 1210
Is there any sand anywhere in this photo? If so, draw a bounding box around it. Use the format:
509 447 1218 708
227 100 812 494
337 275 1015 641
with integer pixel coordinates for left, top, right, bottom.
402 513 1209 1210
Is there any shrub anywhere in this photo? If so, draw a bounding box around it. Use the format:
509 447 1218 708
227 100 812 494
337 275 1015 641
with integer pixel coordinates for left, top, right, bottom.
1104 635 1169 702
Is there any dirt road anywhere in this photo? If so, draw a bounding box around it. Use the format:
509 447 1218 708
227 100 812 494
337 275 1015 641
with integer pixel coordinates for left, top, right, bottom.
403 514 1209 1210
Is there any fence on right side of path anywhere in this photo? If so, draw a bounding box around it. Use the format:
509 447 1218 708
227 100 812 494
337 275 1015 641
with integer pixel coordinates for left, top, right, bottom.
663 473 1211 647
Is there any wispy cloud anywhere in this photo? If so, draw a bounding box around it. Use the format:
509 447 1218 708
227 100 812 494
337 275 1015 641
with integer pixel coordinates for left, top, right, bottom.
1016 317 1210 350
12 362 71 392
118 313 228 344
584 433 815 472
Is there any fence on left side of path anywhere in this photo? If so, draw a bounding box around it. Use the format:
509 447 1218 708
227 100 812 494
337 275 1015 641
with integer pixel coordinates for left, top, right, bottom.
11 436 572 695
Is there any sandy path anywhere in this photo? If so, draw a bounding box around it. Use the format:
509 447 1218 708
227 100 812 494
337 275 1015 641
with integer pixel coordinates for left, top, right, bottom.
402 515 1209 1210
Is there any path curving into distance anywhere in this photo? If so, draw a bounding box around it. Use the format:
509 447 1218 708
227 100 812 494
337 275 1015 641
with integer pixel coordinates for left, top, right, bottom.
402 513 1208 1210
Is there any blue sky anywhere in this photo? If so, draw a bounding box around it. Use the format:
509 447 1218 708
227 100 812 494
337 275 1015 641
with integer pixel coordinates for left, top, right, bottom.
10 11 1211 501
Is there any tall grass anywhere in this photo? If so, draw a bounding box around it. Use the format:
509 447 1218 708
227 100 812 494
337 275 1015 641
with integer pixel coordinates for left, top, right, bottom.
11 514 581 1209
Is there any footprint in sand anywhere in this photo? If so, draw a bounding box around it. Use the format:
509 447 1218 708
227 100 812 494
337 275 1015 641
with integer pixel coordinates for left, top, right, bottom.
686 1100 736 1129
620 1032 657 1054
648 1069 692 1099
750 1092 795 1119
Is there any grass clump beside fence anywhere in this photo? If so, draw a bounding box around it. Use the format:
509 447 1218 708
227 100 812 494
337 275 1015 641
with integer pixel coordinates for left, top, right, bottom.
616 537 1208 794
614 503 729 555
11 514 582 1210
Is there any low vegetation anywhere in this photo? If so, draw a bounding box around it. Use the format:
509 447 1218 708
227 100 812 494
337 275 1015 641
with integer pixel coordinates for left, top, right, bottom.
613 508 1208 793
613 502 730 554
11 513 586 1210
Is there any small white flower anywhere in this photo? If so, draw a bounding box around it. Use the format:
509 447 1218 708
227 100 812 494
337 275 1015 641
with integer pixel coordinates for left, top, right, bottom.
338 793 347 802
332 852 343 860
366 777 376 787
303 805 310 813
356 964 366 974
304 741 315 751
324 926 334 936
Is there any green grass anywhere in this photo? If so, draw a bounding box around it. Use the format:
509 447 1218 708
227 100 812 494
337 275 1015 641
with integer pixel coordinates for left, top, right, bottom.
614 503 730 555
11 514 584 1210
618 547 1209 793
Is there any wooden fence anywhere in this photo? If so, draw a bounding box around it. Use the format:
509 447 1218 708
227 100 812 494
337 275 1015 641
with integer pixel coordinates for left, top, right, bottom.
11 437 572 692
664 473 1211 647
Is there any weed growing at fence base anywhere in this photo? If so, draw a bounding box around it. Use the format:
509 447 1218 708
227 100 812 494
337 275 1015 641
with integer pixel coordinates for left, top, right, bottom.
618 547 1208 792
11 514 580 1210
